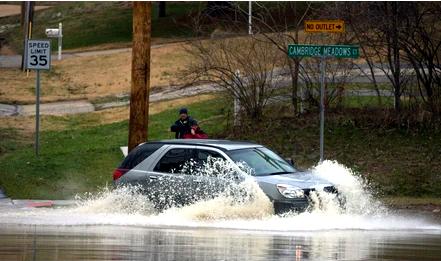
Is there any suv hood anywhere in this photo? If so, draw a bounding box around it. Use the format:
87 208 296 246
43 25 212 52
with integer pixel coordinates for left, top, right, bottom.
252 171 333 190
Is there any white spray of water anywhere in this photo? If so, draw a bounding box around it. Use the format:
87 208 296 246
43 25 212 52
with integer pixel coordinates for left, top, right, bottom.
0 160 439 231
308 160 388 216
74 185 156 215
161 177 274 220
139 158 275 220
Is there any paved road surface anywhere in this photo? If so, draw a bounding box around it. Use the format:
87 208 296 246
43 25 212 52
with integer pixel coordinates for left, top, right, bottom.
0 85 394 117
1 45 405 117
0 44 170 68
0 83 220 116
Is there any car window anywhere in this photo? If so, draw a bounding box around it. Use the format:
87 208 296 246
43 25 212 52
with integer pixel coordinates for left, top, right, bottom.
154 148 194 174
119 143 163 169
193 149 233 177
196 149 225 163
226 147 296 176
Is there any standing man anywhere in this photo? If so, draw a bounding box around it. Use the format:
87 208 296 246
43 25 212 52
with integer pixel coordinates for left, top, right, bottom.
171 108 198 139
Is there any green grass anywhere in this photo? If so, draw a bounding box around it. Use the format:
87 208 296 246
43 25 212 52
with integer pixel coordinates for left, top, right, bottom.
341 96 394 108
0 128 22 156
1 2 205 52
382 196 441 206
226 105 441 198
1 95 439 199
274 83 416 109
0 97 230 199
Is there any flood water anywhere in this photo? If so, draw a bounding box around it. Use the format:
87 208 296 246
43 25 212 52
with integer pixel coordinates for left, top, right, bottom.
0 225 440 261
0 161 440 260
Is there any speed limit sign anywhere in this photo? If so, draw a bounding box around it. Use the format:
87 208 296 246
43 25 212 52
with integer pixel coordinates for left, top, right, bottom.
25 39 52 157
26 39 51 70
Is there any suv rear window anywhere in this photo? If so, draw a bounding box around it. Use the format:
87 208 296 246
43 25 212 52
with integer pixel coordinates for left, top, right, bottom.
119 143 163 169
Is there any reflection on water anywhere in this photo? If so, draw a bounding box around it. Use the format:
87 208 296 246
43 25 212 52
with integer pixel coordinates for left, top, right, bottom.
0 225 440 261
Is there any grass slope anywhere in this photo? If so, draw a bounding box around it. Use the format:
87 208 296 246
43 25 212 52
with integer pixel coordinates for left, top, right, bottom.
0 97 229 199
1 96 439 199
227 107 441 197
1 2 203 52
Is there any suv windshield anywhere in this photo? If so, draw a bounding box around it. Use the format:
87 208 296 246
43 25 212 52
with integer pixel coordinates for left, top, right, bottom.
226 147 296 176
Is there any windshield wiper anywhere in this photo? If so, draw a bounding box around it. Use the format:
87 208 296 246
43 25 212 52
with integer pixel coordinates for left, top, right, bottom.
267 171 293 175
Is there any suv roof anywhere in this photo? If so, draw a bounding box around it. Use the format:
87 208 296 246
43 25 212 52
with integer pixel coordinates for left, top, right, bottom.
152 139 261 151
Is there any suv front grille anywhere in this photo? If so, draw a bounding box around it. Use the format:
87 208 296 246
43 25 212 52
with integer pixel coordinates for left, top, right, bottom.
302 186 338 196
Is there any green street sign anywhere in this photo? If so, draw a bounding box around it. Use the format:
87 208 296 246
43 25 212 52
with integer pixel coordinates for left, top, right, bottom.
288 44 359 58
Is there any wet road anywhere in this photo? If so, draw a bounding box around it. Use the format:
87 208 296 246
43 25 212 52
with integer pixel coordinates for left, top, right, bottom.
1 161 440 260
0 225 440 261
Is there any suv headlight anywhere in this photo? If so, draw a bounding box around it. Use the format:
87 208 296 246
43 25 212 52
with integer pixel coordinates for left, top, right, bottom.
276 184 304 198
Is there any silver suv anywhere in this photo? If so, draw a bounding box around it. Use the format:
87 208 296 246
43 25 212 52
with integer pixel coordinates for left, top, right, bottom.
113 139 338 213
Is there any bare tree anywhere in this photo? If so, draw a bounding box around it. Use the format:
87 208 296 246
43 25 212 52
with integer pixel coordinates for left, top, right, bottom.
340 2 383 105
185 36 283 120
339 2 410 112
245 2 312 115
400 2 441 116
300 56 355 109
194 2 313 115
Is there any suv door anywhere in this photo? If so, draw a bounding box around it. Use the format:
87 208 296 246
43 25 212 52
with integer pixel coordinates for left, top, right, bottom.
188 148 231 202
151 147 196 208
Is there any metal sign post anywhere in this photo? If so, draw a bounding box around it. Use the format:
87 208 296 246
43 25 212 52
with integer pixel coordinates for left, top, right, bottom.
26 39 51 156
35 69 41 156
288 42 359 162
248 1 252 35
45 23 62 60
319 56 326 162
58 23 62 60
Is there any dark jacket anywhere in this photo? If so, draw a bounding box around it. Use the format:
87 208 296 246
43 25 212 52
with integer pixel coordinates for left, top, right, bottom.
170 116 198 139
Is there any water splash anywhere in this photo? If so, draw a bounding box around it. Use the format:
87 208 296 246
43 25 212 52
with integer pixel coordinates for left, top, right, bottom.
134 157 274 220
161 177 274 220
74 185 156 215
0 160 439 231
308 160 387 216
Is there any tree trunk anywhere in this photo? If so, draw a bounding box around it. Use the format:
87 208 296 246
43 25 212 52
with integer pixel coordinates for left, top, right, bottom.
128 2 152 152
292 2 299 115
289 59 299 115
20 2 25 27
392 2 401 112
29 1 35 25
158 2 166 17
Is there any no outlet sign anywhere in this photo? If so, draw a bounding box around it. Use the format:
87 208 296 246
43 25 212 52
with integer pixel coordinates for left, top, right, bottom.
26 40 51 70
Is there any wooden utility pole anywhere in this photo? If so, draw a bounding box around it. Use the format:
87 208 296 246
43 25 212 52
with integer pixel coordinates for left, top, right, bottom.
128 2 152 152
